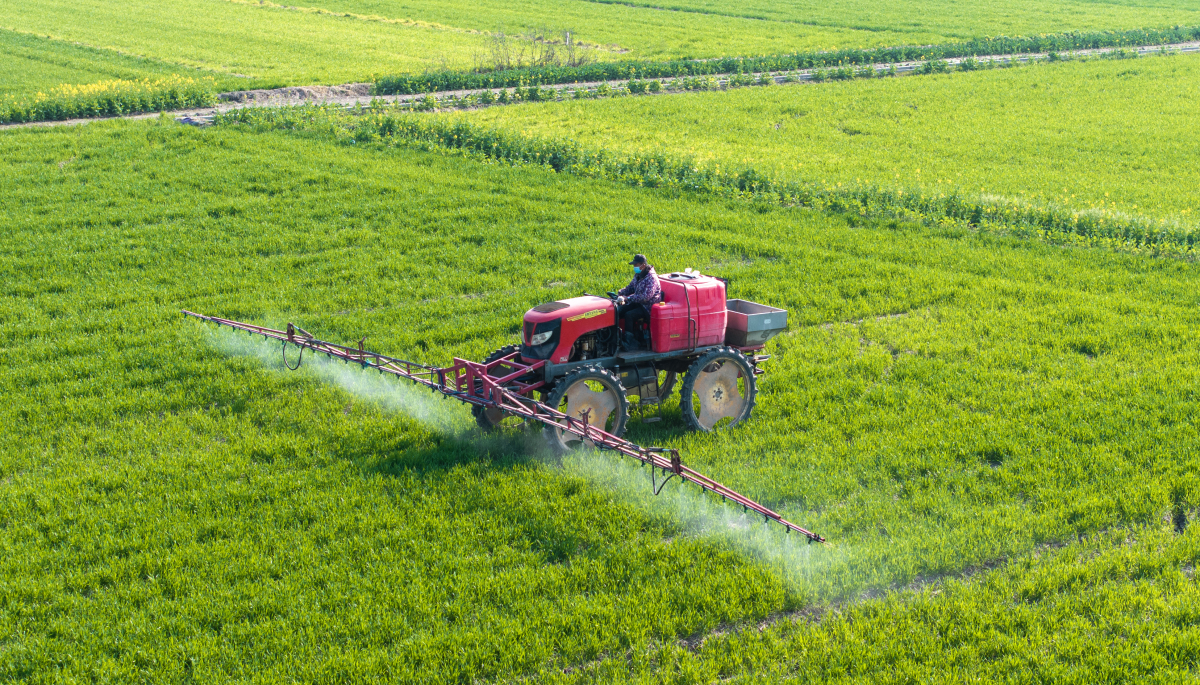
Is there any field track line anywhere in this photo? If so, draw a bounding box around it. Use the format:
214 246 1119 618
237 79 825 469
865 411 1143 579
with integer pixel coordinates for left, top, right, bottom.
3 41 1197 131
222 0 625 51
575 0 914 32
517 530 1144 682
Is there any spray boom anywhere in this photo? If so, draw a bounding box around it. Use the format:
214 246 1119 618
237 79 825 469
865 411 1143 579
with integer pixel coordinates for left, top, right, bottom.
183 310 825 543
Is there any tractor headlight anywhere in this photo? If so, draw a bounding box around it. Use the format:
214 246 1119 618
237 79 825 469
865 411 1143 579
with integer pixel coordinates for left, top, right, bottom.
522 318 562 360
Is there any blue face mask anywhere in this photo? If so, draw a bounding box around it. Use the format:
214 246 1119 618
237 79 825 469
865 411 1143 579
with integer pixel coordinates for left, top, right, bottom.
633 266 641 275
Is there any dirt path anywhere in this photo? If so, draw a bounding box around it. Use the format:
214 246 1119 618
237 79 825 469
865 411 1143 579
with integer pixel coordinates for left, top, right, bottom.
3 41 1197 131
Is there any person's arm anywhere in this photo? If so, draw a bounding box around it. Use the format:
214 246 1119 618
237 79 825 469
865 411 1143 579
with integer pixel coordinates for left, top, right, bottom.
618 278 636 297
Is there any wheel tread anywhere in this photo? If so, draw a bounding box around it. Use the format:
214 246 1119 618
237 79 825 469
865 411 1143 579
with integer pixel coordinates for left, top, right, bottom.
472 344 525 431
543 365 630 455
680 346 757 433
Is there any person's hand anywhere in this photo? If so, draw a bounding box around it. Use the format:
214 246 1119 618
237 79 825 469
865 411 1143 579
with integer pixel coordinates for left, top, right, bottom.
616 296 626 305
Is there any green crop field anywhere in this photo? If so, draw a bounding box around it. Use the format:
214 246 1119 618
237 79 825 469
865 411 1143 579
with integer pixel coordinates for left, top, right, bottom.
0 29 231 97
0 0 487 95
5 0 1200 97
5 0 1200 679
571 0 1200 43
459 53 1200 226
287 0 931 59
2 115 1199 680
299 0 1200 63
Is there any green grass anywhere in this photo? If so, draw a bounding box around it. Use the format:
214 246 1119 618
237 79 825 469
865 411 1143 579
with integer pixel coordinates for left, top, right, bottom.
580 0 1200 43
2 117 1199 679
0 29 238 97
227 104 1197 254
6 0 1200 98
1 75 216 125
293 0 929 59
236 0 1200 58
548 527 1200 683
459 53 1200 225
0 0 489 94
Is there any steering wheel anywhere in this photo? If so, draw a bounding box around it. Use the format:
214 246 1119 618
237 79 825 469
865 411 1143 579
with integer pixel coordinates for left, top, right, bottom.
606 291 618 300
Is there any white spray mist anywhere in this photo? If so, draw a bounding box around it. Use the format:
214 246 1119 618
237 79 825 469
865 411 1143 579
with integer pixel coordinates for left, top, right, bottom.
203 326 850 594
562 448 848 594
205 326 470 432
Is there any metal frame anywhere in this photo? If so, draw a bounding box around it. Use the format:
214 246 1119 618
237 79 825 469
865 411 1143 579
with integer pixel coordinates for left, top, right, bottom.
183 310 825 543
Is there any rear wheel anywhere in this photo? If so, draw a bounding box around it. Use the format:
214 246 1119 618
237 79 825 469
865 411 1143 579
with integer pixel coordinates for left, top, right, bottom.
544 366 629 455
680 347 756 432
472 344 528 431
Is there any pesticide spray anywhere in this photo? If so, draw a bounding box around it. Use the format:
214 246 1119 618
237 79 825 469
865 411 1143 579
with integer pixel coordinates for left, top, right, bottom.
205 324 469 432
200 323 842 593
561 448 846 595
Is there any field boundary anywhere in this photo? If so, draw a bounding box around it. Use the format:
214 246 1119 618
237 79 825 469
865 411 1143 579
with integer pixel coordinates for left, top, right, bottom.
373 25 1200 94
3 39 1194 131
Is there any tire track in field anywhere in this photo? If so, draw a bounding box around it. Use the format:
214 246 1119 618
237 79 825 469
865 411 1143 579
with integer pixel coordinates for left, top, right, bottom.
2 40 1197 131
536 530 1139 683
574 0 914 33
221 0 482 35
222 0 622 50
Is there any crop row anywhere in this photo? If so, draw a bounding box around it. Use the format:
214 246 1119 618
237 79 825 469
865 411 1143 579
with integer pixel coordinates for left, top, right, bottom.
0 76 216 124
459 48 1200 223
398 48 1143 112
216 105 1197 256
374 25 1200 95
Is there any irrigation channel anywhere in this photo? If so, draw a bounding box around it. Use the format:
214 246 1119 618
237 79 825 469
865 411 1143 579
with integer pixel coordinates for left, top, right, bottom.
3 41 1197 131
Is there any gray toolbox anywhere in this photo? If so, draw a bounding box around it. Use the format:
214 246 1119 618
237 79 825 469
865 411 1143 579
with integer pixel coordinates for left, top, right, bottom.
724 299 788 347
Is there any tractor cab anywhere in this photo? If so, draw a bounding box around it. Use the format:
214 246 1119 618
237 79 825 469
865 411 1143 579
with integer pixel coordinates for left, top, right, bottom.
520 295 616 364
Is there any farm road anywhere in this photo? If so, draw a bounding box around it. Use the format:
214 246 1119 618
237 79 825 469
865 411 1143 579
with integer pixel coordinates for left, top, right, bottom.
3 41 1197 131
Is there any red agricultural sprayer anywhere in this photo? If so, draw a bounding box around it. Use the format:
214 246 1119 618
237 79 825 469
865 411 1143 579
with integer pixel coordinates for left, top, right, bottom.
184 269 824 542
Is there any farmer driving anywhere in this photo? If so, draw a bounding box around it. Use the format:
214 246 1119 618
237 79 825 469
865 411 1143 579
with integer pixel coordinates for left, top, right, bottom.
616 254 662 350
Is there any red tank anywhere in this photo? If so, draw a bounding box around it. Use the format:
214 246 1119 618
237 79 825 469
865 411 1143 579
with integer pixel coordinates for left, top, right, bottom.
650 272 727 353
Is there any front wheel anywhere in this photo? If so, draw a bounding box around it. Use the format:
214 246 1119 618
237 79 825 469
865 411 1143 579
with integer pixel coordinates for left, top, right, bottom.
680 347 756 432
543 366 630 455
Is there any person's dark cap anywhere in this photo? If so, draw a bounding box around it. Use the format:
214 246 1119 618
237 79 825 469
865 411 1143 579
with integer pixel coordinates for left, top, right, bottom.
629 254 647 266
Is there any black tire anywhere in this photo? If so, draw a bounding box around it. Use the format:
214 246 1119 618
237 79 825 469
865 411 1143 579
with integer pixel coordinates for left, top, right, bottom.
472 344 526 431
543 365 630 455
680 347 756 432
656 370 678 401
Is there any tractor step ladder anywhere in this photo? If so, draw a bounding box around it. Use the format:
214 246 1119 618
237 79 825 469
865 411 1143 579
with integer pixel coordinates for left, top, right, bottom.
639 396 662 423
